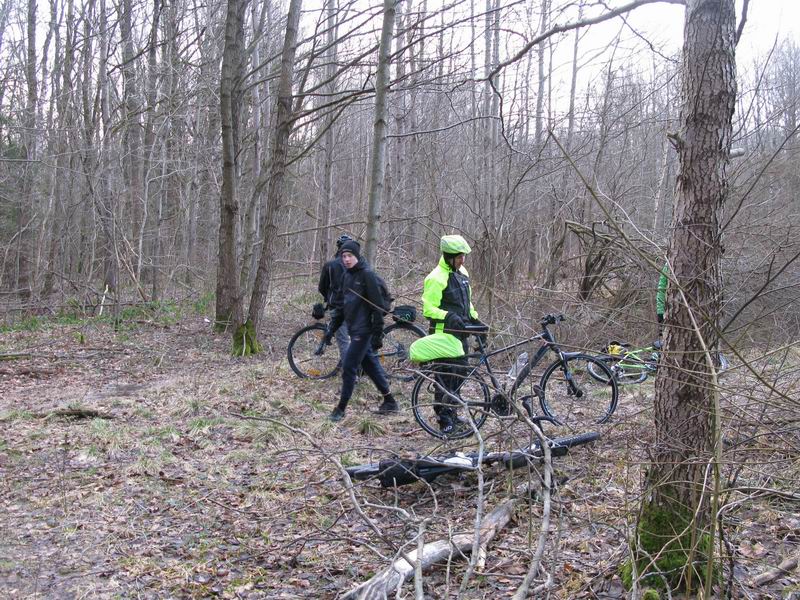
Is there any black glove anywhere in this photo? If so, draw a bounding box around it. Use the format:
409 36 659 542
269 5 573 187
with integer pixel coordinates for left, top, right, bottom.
312 303 326 320
371 333 384 351
470 318 488 344
444 312 466 335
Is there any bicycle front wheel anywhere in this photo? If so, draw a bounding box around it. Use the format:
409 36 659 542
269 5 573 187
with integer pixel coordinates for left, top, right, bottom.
287 323 340 379
411 369 490 440
587 357 649 385
379 322 425 382
539 355 618 432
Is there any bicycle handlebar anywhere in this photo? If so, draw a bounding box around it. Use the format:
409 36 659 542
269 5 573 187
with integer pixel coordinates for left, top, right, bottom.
462 323 489 333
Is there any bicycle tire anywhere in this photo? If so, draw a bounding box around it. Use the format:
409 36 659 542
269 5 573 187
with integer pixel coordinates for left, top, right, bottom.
587 356 649 385
379 322 425 382
411 369 490 440
548 430 601 449
512 354 618 432
287 323 340 379
505 431 601 469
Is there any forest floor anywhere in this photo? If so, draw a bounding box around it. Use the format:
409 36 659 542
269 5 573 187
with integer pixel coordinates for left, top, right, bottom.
1 300 798 599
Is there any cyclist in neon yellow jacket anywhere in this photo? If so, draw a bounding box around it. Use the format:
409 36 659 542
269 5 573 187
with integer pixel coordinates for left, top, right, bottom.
421 234 486 434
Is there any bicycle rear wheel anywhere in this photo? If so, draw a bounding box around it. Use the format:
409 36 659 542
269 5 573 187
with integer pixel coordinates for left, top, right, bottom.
587 357 649 385
411 369 490 440
522 355 618 432
287 323 340 379
379 322 425 382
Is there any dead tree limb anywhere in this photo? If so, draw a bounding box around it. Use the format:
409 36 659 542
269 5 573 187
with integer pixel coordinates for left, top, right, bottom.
752 555 798 587
342 500 515 600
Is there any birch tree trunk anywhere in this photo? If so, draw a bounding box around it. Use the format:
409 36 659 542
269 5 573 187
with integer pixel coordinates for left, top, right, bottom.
363 0 397 265
633 0 737 593
239 0 303 353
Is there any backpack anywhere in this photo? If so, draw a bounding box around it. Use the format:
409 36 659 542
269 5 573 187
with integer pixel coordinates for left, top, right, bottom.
373 272 394 315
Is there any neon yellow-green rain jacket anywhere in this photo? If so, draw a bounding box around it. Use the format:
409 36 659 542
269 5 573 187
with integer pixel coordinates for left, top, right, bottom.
422 257 478 334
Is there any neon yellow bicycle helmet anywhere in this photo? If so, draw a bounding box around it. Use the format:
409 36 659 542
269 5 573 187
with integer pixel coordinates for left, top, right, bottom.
440 234 471 255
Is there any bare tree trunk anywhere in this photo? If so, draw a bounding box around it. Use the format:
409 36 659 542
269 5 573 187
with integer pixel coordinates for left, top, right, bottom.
120 0 144 284
635 0 736 593
17 0 38 300
241 0 304 353
215 0 248 330
315 0 338 271
363 0 397 264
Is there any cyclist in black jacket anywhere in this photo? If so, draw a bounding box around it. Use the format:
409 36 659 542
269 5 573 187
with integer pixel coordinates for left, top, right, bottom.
324 240 398 422
318 234 353 357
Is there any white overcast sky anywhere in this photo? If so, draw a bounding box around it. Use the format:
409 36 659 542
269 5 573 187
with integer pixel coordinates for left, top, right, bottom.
596 0 799 62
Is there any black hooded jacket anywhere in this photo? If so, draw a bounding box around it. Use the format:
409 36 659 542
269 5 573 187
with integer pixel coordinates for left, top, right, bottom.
329 259 385 337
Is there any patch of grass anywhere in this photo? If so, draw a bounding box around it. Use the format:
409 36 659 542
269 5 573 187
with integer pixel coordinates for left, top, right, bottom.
356 416 386 437
134 406 155 419
340 453 359 468
0 409 35 422
308 397 327 412
89 419 127 458
0 315 42 332
144 425 180 446
188 416 225 436
317 420 336 435
192 292 214 316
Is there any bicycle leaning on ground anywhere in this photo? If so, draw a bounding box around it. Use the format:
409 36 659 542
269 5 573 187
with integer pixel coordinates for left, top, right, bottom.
587 339 730 385
346 416 600 487
287 305 426 382
410 314 620 439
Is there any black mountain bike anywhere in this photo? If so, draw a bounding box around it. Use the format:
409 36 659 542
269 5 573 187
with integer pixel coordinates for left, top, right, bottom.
287 306 426 382
410 314 619 439
346 420 600 487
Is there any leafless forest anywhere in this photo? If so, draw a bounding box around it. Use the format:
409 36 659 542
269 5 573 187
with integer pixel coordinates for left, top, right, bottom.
1 0 799 597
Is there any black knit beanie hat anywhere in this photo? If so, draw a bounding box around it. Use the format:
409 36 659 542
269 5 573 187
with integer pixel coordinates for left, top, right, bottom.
339 239 361 259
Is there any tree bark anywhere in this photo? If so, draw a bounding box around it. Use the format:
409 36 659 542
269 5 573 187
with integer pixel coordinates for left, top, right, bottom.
242 0 303 351
17 0 38 300
635 0 737 592
215 0 248 330
363 0 397 264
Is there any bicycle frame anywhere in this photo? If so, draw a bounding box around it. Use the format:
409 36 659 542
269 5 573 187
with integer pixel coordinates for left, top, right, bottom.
613 345 660 373
439 318 581 406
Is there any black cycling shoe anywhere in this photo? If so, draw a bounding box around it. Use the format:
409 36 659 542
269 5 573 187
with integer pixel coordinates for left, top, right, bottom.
439 416 469 436
376 400 400 415
329 407 346 422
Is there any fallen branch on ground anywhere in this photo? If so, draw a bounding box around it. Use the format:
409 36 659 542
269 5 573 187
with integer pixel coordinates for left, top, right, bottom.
342 500 515 600
752 555 798 587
